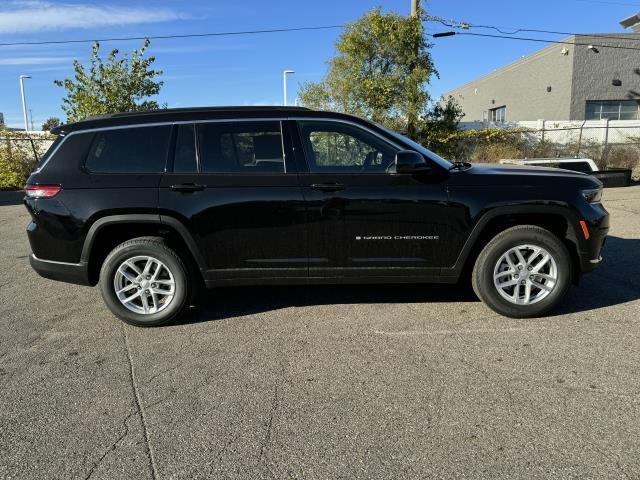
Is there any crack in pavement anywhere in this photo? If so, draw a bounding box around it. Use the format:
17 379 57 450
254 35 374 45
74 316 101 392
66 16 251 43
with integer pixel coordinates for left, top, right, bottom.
84 410 136 479
143 364 180 386
121 324 160 480
259 361 285 479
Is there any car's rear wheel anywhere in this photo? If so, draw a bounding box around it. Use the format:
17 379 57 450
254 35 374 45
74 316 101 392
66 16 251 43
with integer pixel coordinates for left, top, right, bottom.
99 237 191 327
472 225 572 318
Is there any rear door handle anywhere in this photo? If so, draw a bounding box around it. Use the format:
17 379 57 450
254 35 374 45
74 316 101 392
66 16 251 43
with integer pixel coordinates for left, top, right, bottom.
170 183 205 193
311 183 346 192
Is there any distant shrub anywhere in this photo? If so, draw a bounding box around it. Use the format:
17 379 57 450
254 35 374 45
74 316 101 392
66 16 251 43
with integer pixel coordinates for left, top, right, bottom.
0 129 54 190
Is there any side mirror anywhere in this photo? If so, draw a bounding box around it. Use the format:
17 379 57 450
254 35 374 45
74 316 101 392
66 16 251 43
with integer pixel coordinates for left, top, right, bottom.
395 150 429 174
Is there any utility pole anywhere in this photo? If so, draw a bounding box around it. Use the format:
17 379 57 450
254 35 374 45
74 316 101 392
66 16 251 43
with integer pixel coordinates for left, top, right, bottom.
19 75 31 132
407 0 420 139
411 0 420 16
283 70 295 106
29 109 34 131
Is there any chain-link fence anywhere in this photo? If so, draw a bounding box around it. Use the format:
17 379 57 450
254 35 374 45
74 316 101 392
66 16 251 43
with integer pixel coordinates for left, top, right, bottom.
0 134 55 190
445 123 640 180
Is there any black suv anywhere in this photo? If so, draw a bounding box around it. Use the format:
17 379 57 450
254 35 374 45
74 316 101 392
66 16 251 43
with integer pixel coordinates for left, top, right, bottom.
25 107 609 326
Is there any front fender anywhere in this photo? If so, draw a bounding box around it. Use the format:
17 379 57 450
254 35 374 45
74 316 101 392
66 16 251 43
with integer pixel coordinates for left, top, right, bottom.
443 203 586 278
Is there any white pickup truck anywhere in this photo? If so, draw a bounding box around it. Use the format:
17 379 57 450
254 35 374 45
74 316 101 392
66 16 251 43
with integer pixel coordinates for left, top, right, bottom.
499 158 631 187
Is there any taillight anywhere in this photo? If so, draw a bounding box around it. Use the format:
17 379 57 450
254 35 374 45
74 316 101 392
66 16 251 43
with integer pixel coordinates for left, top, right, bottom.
24 185 62 198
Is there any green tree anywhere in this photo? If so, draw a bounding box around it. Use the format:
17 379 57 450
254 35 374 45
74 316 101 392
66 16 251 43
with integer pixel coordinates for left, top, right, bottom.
55 39 164 122
41 117 62 131
419 95 464 156
299 7 437 138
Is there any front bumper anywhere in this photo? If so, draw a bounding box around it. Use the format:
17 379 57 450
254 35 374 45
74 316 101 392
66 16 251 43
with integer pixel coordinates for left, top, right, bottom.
29 254 91 286
578 205 609 274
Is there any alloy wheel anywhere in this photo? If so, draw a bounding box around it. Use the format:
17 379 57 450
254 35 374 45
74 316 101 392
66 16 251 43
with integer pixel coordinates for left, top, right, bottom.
492 244 558 305
113 255 176 315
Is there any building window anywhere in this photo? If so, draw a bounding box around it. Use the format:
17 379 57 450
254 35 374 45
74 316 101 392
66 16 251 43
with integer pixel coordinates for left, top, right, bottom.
489 106 506 123
585 100 640 120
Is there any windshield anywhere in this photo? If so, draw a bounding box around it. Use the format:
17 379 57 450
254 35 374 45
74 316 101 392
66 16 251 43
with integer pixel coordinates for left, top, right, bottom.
376 125 453 169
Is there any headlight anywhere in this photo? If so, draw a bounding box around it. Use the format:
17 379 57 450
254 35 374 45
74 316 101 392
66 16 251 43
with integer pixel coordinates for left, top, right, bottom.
581 188 602 204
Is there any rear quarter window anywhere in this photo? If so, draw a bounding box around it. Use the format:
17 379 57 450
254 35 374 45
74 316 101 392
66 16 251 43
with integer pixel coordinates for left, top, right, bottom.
37 132 94 172
85 126 171 173
36 136 63 170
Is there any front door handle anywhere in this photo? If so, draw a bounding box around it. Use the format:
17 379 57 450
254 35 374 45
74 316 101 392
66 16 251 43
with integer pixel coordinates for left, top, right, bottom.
311 183 346 192
170 183 205 193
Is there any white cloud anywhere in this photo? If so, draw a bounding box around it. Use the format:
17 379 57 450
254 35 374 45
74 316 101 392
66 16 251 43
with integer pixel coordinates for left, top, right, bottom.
0 1 183 34
0 56 73 65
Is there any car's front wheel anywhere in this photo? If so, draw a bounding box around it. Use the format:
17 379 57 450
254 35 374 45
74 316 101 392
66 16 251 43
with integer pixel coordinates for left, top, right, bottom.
472 225 573 318
99 237 191 327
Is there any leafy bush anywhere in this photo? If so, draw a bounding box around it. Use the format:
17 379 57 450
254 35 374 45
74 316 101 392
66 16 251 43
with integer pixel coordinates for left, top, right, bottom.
424 127 534 162
426 127 639 181
0 129 54 190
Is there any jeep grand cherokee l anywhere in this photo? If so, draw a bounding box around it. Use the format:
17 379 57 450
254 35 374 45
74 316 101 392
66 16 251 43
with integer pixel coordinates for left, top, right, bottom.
24 107 609 326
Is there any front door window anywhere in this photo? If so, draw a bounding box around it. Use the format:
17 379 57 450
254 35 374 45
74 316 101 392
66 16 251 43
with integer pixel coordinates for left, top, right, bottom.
298 121 397 173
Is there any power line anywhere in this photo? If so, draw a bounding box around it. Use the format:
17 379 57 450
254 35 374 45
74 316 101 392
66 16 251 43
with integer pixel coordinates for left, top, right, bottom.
426 16 640 43
430 30 640 52
573 0 640 6
0 25 343 48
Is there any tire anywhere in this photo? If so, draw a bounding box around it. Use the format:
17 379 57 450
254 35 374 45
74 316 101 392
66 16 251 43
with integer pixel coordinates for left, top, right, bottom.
99 237 191 327
472 225 573 318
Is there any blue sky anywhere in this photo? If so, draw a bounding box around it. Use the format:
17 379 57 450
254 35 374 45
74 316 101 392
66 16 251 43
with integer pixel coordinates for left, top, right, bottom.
0 0 637 129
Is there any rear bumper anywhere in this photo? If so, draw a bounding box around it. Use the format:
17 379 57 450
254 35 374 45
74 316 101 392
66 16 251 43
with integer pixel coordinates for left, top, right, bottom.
29 254 91 286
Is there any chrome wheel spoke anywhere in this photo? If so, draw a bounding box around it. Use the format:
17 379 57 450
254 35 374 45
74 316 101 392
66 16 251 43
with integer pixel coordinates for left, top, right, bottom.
141 293 150 313
124 261 142 276
531 254 551 273
526 248 541 265
531 280 553 292
523 282 532 304
142 258 154 277
122 290 142 304
151 291 159 310
497 278 518 288
514 249 527 266
512 282 520 302
151 286 173 295
116 284 136 295
118 268 137 284
533 272 555 282
495 270 515 279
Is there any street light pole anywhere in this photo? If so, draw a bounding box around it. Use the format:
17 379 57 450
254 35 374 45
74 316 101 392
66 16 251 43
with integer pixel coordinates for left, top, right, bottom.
19 75 31 132
283 70 295 106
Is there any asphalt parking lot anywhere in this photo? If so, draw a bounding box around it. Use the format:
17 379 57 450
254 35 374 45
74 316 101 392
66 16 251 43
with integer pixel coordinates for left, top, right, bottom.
1 187 639 479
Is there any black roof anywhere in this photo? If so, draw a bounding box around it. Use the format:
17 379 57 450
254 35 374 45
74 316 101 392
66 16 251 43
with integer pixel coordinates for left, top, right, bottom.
51 105 364 134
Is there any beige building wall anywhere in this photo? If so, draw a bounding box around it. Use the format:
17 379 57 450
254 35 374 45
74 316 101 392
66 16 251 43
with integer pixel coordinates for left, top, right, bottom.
570 34 640 120
443 40 575 122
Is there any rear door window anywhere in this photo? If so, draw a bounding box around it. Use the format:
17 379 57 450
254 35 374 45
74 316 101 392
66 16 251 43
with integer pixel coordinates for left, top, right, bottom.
85 125 171 173
197 121 285 173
